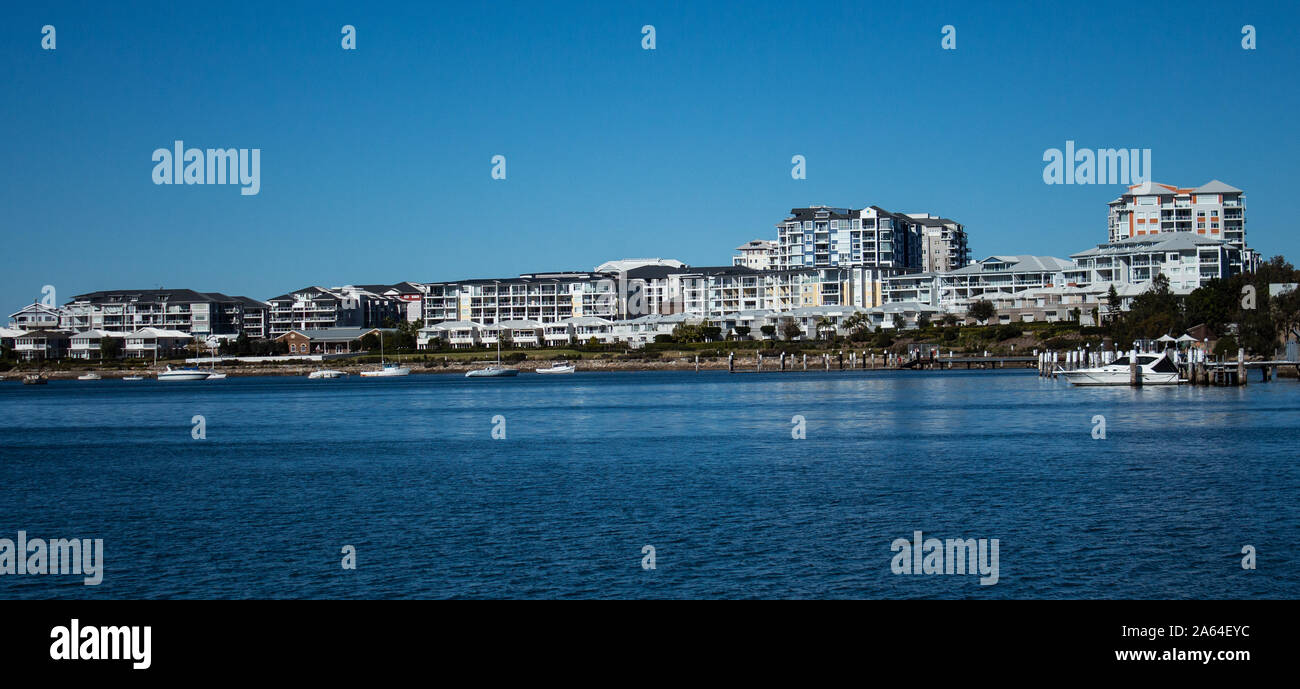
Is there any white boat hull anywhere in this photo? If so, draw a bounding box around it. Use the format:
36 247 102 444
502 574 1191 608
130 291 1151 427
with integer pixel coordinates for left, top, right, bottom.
360 367 411 377
536 365 575 374
77 373 102 380
466 367 519 378
1060 370 1181 386
1060 352 1183 386
158 370 210 381
308 370 347 379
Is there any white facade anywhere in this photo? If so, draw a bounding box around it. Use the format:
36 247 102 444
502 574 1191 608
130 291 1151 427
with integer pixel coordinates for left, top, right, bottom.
1107 180 1253 273
732 240 779 270
1067 234 1238 292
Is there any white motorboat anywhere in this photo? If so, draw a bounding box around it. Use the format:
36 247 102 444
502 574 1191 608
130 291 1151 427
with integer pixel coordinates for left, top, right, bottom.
157 366 210 381
1059 351 1182 386
308 369 348 379
122 375 144 381
77 372 103 381
466 333 519 378
205 372 228 380
535 361 575 374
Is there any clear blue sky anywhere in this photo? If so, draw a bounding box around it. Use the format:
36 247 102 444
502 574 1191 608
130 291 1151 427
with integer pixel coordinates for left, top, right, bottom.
3 1 1297 308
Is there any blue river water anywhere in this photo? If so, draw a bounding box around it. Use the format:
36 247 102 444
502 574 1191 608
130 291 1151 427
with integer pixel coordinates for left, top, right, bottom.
1 369 1296 599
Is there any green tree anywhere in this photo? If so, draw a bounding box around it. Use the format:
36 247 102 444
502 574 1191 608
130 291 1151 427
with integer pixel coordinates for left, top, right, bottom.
1105 285 1122 320
759 324 776 339
969 300 996 324
734 326 751 339
779 319 802 341
916 313 931 330
100 336 123 360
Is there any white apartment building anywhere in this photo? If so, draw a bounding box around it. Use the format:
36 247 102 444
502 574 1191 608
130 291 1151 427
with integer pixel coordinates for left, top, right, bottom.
1106 180 1255 273
1066 234 1239 292
421 272 620 327
732 240 779 270
267 285 400 337
937 255 1075 312
62 289 269 338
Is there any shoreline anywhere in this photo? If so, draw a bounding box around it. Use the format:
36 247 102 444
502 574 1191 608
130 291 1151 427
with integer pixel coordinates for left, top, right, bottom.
0 357 1044 380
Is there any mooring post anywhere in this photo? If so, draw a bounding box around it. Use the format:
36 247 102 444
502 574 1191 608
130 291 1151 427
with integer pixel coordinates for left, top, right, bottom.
694 354 699 373
1238 348 1246 387
728 351 734 373
756 352 762 372
802 354 807 371
1130 349 1142 387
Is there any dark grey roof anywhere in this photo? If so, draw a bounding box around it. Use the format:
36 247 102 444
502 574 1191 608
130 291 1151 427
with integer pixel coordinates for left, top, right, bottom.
71 289 229 305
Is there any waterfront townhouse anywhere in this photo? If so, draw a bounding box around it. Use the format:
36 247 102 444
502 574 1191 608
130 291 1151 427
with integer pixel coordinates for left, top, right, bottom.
937 255 1075 312
13 329 71 360
7 303 64 330
124 327 194 359
1066 234 1240 292
267 285 400 337
0 327 23 353
1107 180 1256 273
68 329 127 359
62 289 265 338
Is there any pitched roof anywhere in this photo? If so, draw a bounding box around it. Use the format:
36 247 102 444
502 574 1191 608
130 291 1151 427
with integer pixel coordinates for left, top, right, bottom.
1192 179 1243 194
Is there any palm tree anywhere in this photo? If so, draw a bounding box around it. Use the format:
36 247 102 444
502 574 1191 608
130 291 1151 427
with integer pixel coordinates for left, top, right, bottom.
814 316 835 341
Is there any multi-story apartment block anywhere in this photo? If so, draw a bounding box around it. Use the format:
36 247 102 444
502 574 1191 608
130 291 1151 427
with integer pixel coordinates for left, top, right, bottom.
937 255 1075 311
732 240 779 270
267 285 401 337
421 271 620 327
1107 180 1255 273
907 214 970 273
1066 234 1240 292
356 282 427 323
62 289 266 337
771 204 970 308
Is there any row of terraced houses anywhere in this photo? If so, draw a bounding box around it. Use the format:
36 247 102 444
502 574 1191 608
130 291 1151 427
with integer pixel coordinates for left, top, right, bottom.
3 180 1261 358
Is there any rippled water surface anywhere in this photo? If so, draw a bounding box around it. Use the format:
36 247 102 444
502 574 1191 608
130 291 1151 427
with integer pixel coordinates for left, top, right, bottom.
1 369 1296 598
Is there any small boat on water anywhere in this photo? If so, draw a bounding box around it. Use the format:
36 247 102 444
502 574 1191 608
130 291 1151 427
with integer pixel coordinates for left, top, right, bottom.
466 335 519 378
157 366 210 382
204 372 228 380
360 363 411 377
122 375 144 381
77 372 103 381
308 369 348 379
22 374 48 385
535 361 575 374
1059 351 1182 386
466 365 519 378
359 331 411 377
